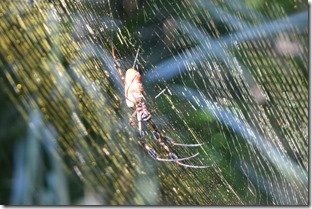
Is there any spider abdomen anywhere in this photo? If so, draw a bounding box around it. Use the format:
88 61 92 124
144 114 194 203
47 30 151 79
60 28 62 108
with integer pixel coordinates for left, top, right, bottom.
125 68 143 108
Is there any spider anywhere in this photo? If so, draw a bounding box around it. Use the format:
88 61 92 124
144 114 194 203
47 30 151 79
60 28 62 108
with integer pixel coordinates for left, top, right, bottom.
112 46 212 169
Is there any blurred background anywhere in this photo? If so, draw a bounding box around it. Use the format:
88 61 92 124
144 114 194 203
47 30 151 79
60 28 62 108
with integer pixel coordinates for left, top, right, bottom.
0 0 308 205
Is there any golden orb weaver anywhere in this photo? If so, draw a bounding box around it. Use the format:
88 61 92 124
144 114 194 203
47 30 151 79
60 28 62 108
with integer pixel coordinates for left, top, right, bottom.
112 46 212 168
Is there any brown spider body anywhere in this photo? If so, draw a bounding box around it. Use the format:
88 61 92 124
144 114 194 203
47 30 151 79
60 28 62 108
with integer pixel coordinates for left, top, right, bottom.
124 68 151 125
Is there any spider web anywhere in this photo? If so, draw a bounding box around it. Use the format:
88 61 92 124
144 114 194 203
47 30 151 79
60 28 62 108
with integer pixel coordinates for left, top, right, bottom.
0 0 308 205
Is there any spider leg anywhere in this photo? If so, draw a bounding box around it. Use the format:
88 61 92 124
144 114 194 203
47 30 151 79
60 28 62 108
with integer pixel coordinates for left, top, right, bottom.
136 118 170 160
136 117 158 159
129 109 137 127
136 123 169 161
147 121 178 159
140 142 200 163
136 117 199 162
112 46 125 84
146 120 201 159
148 120 205 147
155 149 213 168
145 119 213 168
165 135 206 147
136 121 212 169
175 161 214 169
155 152 200 162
